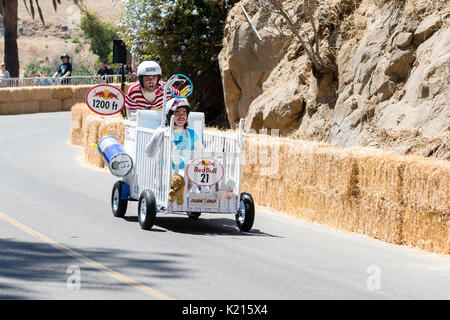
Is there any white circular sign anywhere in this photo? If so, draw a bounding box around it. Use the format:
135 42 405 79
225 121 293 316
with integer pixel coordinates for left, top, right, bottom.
186 157 224 187
85 84 125 116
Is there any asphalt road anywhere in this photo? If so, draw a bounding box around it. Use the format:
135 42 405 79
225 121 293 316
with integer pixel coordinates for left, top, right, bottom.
0 112 449 300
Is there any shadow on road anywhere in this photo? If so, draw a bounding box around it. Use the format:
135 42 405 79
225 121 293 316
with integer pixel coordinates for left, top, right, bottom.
0 238 190 299
122 214 280 238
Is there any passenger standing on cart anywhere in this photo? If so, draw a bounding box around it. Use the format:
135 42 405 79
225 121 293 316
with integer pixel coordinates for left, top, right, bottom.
124 60 179 120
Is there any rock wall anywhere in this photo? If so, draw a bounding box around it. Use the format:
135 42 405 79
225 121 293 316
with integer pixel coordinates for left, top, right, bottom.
219 0 450 159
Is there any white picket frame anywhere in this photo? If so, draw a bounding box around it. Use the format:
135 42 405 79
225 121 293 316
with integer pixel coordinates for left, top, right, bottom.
123 117 245 214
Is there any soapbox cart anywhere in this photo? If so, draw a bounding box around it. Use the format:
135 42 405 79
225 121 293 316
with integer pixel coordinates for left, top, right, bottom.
109 110 255 232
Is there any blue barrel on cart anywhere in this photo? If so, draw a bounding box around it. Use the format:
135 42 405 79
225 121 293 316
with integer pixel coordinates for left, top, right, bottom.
97 136 133 177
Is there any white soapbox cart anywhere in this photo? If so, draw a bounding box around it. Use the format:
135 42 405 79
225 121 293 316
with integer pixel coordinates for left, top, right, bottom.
110 110 255 232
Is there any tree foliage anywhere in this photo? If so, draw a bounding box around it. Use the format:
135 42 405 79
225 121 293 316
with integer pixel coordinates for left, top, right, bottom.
79 8 118 62
117 0 237 126
118 0 236 79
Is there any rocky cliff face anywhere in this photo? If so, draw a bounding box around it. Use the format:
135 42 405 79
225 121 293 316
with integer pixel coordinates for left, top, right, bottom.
218 0 450 159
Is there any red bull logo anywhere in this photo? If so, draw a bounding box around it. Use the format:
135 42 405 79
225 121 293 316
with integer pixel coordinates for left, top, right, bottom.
93 89 120 100
86 84 125 116
198 159 216 167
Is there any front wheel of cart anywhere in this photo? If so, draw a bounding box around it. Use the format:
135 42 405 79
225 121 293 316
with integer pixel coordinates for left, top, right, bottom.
236 192 255 232
187 212 201 220
111 181 128 218
138 190 157 230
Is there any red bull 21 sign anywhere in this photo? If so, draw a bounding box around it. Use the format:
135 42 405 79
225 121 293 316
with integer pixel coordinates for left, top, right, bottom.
186 157 224 187
85 84 125 116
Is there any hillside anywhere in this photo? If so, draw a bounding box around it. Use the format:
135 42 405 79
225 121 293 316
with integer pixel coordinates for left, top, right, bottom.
219 0 450 160
0 0 122 76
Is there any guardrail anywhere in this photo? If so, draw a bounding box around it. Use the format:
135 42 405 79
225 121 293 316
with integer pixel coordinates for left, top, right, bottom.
0 75 138 88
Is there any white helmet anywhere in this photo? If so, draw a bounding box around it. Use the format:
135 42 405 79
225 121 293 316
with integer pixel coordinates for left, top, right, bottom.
137 61 162 76
165 98 190 126
166 97 190 112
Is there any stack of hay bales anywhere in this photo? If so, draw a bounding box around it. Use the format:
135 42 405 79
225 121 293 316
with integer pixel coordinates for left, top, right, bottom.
241 133 449 254
70 103 125 169
0 83 133 116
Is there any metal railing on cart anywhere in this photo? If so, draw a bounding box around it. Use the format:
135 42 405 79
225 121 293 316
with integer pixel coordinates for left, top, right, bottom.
0 74 138 88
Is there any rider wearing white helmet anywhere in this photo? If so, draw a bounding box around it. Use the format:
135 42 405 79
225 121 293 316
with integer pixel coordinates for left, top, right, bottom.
145 97 203 159
125 60 179 120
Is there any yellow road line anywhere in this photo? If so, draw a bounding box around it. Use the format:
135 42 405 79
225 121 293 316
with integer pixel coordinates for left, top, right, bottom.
0 210 174 300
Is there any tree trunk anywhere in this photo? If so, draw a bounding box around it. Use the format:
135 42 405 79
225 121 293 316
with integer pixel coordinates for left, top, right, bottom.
3 0 19 77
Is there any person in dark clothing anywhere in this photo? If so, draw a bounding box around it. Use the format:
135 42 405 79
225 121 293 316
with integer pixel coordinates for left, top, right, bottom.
97 61 113 77
97 60 113 83
53 53 72 85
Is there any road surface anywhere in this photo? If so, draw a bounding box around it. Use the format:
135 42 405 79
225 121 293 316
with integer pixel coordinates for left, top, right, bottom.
0 112 449 300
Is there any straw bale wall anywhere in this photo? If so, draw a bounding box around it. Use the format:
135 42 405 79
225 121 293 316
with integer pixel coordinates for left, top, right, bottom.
70 107 449 254
0 84 131 116
242 134 449 255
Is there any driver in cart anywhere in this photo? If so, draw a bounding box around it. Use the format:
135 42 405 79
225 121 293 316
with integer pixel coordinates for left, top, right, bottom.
125 60 179 120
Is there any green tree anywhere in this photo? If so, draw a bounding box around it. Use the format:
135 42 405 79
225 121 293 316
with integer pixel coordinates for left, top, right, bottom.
79 7 118 62
118 0 237 127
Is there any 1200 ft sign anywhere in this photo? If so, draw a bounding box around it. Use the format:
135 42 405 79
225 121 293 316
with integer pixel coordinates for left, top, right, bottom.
92 99 119 110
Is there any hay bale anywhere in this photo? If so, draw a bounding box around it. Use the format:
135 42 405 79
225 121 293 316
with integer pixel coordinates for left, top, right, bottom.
83 115 105 168
61 98 79 111
71 85 91 101
0 89 13 102
241 132 449 255
51 86 74 100
401 157 450 214
402 208 449 255
355 152 403 203
39 99 62 113
356 195 404 244
10 87 34 102
70 103 92 146
0 101 40 115
29 87 52 101
103 117 125 143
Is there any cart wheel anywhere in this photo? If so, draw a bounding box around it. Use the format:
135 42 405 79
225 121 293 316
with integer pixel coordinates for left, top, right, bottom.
138 189 157 230
111 181 128 218
235 192 255 232
187 212 201 220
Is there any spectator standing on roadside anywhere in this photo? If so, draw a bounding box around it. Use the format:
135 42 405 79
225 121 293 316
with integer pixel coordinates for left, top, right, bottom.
97 60 113 77
0 63 10 87
96 60 113 83
53 53 72 85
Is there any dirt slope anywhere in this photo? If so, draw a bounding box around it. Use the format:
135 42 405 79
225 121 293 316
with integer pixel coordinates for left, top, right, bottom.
0 0 122 75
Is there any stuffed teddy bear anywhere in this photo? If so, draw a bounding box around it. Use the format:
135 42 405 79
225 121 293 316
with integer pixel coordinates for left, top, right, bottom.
168 174 185 205
218 178 236 201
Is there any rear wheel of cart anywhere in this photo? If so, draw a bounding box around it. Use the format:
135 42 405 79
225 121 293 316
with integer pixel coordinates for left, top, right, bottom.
236 192 255 232
138 189 157 230
111 181 128 218
187 212 201 220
